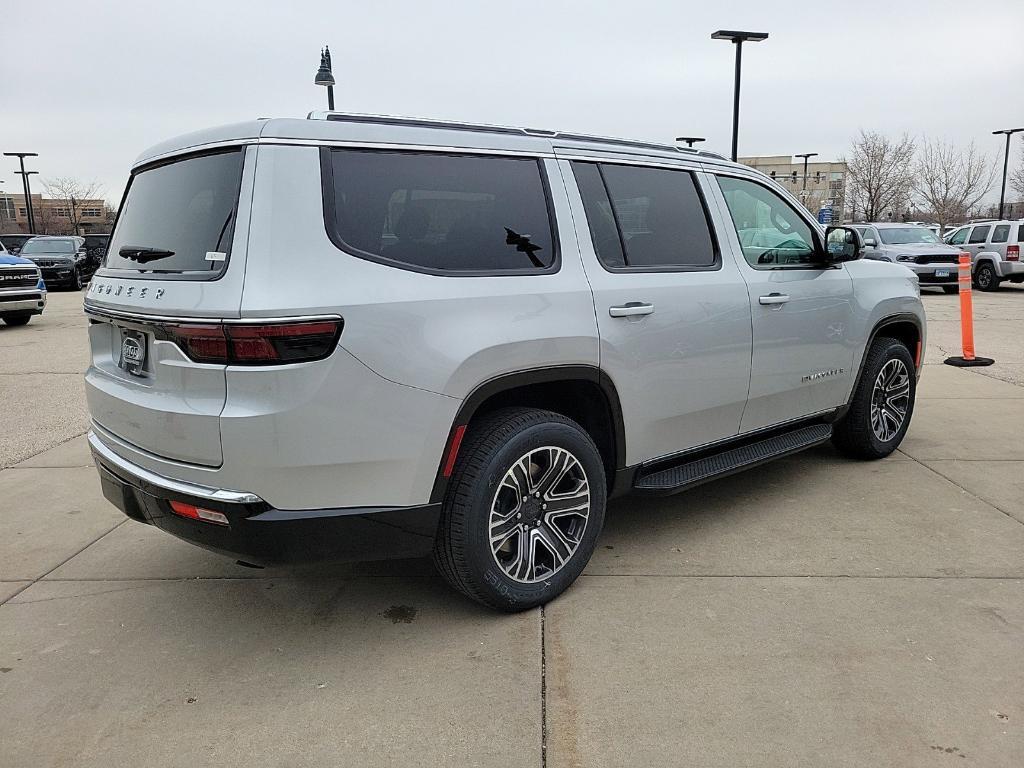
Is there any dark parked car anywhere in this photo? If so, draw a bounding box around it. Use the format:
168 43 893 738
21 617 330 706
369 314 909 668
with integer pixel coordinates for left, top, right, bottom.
83 233 111 268
0 233 34 255
19 236 90 290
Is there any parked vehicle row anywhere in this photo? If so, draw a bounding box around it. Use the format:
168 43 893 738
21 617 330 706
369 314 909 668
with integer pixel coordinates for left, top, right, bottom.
83 113 925 611
0 238 47 326
0 233 109 290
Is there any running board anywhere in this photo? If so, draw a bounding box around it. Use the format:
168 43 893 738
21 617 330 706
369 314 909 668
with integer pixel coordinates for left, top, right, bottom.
633 423 833 495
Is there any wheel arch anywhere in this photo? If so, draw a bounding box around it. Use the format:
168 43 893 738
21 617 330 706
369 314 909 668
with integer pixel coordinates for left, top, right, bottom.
428 366 626 503
842 313 923 411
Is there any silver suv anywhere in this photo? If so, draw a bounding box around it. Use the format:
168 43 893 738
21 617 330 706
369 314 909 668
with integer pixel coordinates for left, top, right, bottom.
854 223 963 293
84 113 925 611
943 220 1024 291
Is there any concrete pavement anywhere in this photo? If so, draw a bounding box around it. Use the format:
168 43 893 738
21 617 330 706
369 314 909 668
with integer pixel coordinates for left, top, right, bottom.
1 287 1022 767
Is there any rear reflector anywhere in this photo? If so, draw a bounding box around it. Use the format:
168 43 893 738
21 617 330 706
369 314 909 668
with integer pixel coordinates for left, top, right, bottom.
154 319 342 365
442 425 467 477
1008 245 1019 261
169 500 230 526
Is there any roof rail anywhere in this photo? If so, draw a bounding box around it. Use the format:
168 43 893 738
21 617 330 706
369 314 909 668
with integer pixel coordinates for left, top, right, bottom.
307 111 728 161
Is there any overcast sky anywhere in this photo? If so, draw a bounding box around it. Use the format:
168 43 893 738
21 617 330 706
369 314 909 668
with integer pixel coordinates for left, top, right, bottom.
3 0 1022 205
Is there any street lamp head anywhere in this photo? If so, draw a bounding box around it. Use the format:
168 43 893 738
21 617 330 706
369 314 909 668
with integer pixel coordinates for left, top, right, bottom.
795 152 818 160
3 152 39 159
314 46 335 87
675 136 706 147
993 128 1024 136
711 30 769 43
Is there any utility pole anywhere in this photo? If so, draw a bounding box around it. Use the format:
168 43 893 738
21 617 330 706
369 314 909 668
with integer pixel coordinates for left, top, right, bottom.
4 152 39 234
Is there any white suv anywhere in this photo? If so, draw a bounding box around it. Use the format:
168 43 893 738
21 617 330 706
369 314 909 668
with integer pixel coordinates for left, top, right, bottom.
84 113 925 610
944 220 1024 291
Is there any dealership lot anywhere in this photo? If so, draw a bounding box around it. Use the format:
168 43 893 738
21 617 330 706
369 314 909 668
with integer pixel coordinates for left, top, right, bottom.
1 288 1023 767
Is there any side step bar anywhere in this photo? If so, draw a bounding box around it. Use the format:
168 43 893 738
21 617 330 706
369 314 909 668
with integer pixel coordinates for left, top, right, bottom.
633 423 833 495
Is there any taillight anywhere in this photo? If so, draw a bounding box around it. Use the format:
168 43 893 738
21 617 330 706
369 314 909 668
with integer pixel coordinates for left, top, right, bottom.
153 319 342 365
1007 245 1019 261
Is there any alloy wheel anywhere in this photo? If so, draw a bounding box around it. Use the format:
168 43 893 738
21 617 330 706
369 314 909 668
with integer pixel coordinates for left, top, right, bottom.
488 446 590 584
870 358 911 442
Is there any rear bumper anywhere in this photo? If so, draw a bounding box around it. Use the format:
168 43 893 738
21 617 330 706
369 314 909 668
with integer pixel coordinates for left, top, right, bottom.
994 261 1024 279
89 431 441 565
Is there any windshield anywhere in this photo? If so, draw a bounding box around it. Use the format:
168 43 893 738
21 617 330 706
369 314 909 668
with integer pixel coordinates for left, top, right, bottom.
21 239 76 254
878 227 941 245
104 149 244 276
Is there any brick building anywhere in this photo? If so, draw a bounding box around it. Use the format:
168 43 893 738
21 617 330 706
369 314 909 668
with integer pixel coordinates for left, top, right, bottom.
737 155 849 222
0 192 110 235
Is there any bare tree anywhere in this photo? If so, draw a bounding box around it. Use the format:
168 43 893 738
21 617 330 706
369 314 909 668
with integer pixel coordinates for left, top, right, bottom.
1011 143 1024 201
913 139 995 233
843 130 916 222
41 177 104 236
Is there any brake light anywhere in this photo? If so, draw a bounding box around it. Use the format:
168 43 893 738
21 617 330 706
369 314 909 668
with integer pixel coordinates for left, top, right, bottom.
154 319 342 365
1007 245 1019 261
169 500 229 525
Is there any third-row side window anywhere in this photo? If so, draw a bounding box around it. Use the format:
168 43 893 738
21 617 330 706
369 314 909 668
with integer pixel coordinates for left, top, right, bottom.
571 162 718 270
324 149 556 274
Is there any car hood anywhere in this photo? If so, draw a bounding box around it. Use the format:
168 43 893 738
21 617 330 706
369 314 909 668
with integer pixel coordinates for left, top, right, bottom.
0 253 36 267
888 242 960 253
24 253 74 262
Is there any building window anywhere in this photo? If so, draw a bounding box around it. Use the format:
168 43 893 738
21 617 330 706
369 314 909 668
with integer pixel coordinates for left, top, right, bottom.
19 208 27 216
81 207 102 217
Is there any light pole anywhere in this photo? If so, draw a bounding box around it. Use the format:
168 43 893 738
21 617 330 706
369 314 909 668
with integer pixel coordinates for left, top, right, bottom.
315 46 336 111
795 152 818 191
993 128 1023 220
711 30 768 162
675 136 706 148
4 152 39 234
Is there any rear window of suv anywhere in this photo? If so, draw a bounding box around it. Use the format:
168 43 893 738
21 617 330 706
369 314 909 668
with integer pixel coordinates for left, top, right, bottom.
104 149 244 278
322 149 557 274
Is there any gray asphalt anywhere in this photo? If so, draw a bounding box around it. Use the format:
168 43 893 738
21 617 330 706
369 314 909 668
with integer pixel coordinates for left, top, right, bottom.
1 286 1022 767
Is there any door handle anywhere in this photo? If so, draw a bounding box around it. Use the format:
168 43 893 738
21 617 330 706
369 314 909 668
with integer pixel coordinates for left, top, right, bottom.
759 293 790 305
609 302 655 318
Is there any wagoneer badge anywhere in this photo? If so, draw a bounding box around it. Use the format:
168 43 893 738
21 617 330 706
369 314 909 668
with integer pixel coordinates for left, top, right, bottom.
120 334 145 375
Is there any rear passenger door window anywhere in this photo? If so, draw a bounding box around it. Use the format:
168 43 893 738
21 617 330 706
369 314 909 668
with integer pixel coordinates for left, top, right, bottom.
322 149 557 275
715 176 819 267
570 162 718 271
969 225 991 244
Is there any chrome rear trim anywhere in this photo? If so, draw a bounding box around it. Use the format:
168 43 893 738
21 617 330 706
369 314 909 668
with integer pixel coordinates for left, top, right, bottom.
89 430 263 504
84 302 340 326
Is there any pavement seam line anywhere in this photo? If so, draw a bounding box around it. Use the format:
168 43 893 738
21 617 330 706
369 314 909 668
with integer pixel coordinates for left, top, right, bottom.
0 520 128 605
540 604 548 768
1 429 89 472
904 455 1024 529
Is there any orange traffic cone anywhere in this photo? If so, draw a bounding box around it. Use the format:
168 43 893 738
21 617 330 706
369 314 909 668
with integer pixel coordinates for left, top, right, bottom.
944 252 994 367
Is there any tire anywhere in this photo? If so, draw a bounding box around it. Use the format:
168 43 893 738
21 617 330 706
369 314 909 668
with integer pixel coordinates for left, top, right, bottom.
2 314 31 326
833 337 916 460
942 286 959 295
974 262 999 292
433 407 607 612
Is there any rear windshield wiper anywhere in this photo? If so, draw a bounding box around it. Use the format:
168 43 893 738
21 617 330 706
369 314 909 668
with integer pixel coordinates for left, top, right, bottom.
118 246 176 264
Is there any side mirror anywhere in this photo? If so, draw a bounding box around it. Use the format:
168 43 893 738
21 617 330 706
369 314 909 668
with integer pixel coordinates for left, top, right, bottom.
863 237 877 248
824 226 863 262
